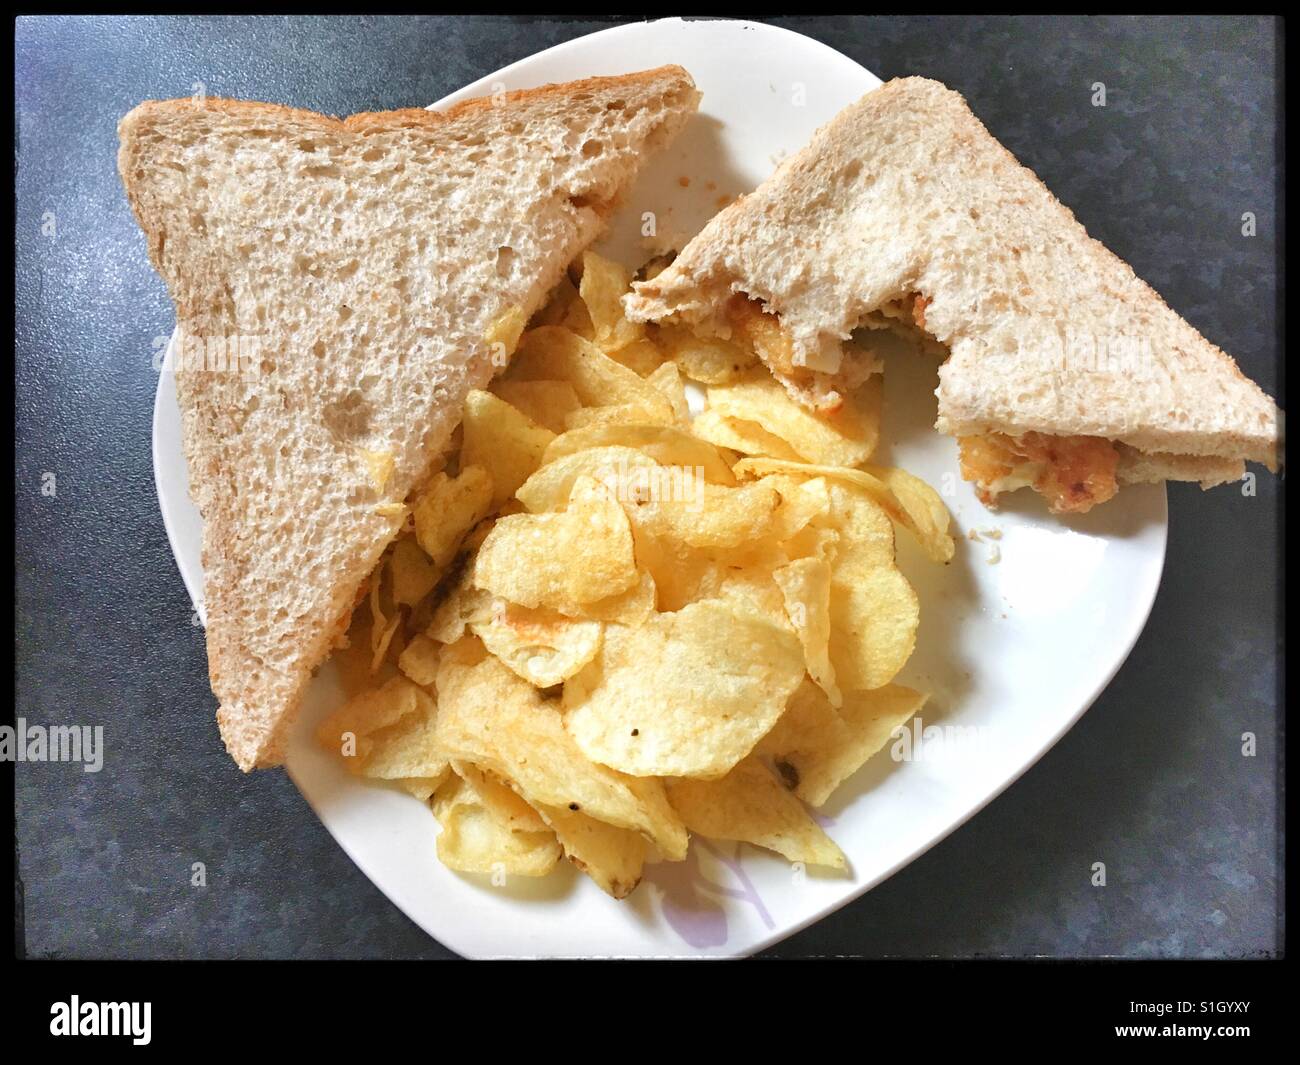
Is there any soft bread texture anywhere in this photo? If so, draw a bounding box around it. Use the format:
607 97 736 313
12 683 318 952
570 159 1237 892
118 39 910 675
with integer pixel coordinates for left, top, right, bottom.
626 77 1281 476
1115 446 1244 489
121 68 699 770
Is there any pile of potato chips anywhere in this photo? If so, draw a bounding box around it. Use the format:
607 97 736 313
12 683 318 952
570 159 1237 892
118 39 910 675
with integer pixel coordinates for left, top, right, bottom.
318 252 955 898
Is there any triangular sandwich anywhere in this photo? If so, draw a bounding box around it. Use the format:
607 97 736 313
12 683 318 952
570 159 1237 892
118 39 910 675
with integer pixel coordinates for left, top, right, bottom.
625 77 1280 513
120 67 699 768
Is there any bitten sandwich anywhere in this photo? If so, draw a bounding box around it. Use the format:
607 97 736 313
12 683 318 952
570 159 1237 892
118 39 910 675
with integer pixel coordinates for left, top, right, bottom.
625 77 1282 514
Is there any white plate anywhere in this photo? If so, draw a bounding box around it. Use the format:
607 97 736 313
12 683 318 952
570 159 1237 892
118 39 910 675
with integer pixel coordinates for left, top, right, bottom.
152 17 1168 958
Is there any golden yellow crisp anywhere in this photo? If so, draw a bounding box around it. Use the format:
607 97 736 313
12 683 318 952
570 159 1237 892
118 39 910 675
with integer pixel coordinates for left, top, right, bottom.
667 758 846 869
473 476 638 610
760 681 926 807
562 599 805 779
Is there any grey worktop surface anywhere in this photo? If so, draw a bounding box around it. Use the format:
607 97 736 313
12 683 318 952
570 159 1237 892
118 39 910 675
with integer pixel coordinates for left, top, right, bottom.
14 15 1282 959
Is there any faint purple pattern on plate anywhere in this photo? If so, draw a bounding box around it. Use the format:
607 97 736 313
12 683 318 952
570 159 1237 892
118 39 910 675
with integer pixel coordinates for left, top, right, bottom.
647 838 775 948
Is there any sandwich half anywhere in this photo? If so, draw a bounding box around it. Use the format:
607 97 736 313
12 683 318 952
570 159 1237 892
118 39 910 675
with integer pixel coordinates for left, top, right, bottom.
625 76 1281 514
121 67 699 769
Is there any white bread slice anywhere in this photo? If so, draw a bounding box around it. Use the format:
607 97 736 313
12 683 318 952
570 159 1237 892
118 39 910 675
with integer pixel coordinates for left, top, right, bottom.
121 68 699 770
626 77 1281 480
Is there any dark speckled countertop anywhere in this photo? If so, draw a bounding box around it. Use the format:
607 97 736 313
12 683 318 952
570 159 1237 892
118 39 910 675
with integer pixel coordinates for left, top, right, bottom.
14 15 1282 959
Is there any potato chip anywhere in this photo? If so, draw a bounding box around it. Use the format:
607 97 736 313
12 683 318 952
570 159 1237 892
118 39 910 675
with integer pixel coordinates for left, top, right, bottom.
368 558 394 635
511 326 672 421
563 598 804 779
452 762 552 834
570 569 657 627
759 680 926 806
433 773 561 878
315 675 449 794
646 360 691 425
322 268 944 899
490 379 582 434
529 275 582 329
459 515 496 556
709 371 881 467
579 251 644 353
561 294 596 340
655 322 757 384
812 480 894 568
544 423 735 485
406 585 445 632
564 402 675 430
334 609 382 700
828 560 919 691
734 456 955 563
684 474 830 573
780 524 841 568
471 601 603 688
442 538 650 634
714 566 788 624
766 474 833 541
370 610 402 675
773 557 840 707
426 570 495 644
316 675 419 764
608 464 720 531
439 632 490 670
399 777 444 802
362 690 450 785
409 591 445 639
535 803 646 899
397 632 441 687
516 445 659 513
483 305 527 362
363 557 410 682
690 409 802 461
709 530 794 575
633 535 725 613
473 476 638 610
864 463 956 563
667 758 846 869
460 389 555 510
411 465 494 570
434 653 687 859
606 338 666 377
629 481 780 551
388 536 438 607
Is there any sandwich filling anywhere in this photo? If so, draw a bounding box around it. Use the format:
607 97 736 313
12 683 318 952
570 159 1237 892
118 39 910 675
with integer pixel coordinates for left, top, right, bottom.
865 294 1124 514
715 294 882 412
687 291 1127 515
638 285 1246 516
957 432 1120 515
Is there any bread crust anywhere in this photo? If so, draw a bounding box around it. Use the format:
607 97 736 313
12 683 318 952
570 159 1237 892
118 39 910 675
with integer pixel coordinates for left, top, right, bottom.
119 65 695 139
